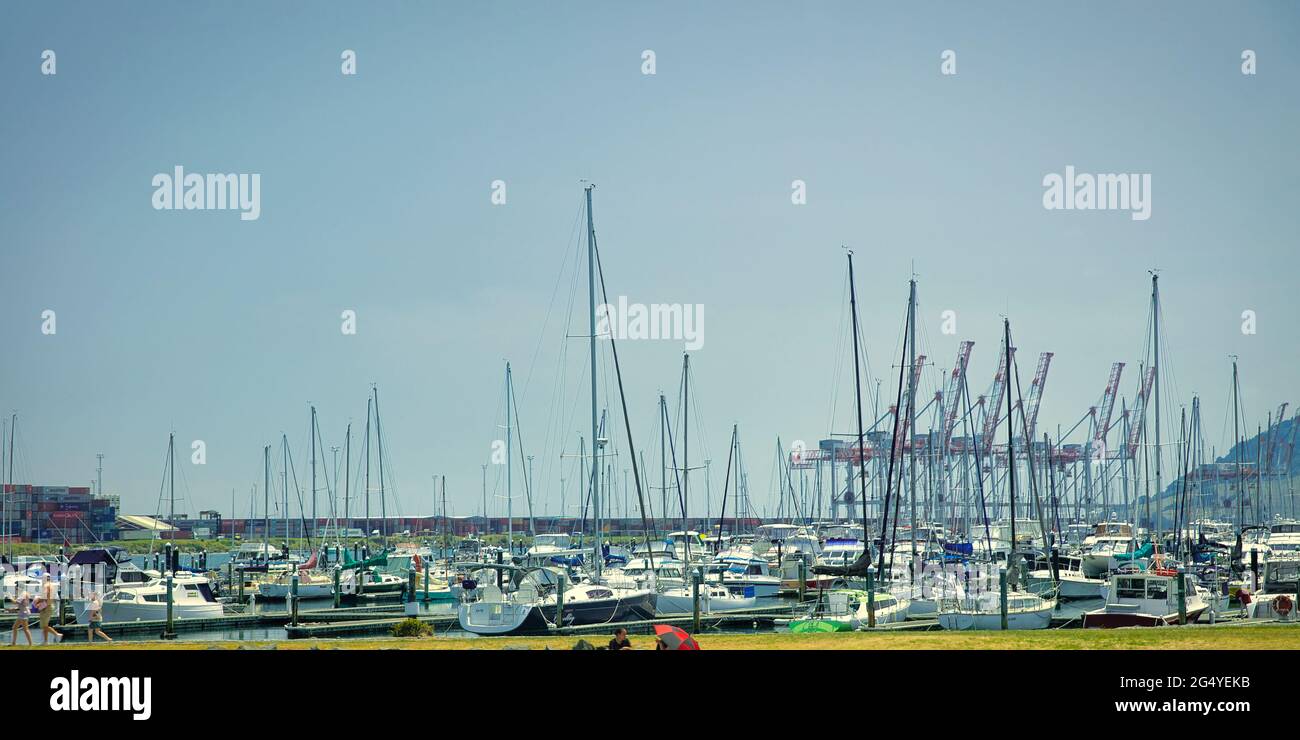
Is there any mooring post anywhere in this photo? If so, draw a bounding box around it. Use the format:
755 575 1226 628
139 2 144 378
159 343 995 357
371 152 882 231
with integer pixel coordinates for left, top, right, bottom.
798 559 807 602
999 566 1008 631
692 568 702 634
332 565 342 609
1176 568 1187 626
1251 549 1260 593
226 561 233 597
162 572 177 640
866 566 876 628
557 574 566 627
405 566 418 616
59 575 69 627
237 567 245 604
290 571 300 626
422 559 430 603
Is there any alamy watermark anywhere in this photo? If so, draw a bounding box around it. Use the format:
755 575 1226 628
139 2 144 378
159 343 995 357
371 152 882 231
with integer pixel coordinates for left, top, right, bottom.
1042 166 1150 221
596 296 704 351
152 166 261 221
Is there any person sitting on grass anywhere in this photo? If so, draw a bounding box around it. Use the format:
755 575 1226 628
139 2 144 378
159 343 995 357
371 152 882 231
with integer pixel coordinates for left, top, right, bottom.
608 627 632 650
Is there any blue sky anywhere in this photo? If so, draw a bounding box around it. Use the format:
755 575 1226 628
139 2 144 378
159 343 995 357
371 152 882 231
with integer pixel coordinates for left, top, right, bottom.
2 1 1297 521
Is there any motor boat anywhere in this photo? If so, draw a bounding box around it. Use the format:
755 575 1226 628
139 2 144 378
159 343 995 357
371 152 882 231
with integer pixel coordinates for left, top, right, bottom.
73 574 224 624
654 583 758 615
1082 537 1147 578
1083 567 1207 627
703 551 781 597
1026 554 1105 600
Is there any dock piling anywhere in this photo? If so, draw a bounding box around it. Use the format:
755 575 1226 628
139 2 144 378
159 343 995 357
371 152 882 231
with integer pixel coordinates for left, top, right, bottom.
290 572 300 627
162 572 176 640
866 566 876 628
999 566 1008 631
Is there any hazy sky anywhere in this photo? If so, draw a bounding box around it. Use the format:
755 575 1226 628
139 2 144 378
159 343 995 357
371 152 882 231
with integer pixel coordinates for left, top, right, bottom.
2 1 1297 521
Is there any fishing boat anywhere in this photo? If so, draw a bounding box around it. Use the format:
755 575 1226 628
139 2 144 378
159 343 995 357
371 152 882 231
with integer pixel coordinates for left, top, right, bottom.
1082 568 1207 627
937 589 1055 630
456 564 656 635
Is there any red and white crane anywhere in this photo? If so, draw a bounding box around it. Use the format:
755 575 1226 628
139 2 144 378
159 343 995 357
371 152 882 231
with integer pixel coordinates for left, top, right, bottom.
1022 351 1054 445
1125 366 1157 459
940 341 974 452
1092 362 1125 457
980 338 1015 456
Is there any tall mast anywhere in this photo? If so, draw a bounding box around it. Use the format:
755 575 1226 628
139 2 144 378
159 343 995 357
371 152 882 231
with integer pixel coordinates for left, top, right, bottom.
344 423 351 523
1004 319 1018 571
282 434 289 541
585 185 602 580
311 405 317 541
506 361 514 552
374 386 386 539
1151 273 1162 536
907 278 919 566
364 396 372 539
169 432 175 528
683 353 691 563
847 252 869 539
660 394 667 524
263 445 270 554
1232 357 1242 529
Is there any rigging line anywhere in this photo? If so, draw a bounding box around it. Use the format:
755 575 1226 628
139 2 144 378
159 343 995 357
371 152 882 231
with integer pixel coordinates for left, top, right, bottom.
591 222 666 567
520 201 587 400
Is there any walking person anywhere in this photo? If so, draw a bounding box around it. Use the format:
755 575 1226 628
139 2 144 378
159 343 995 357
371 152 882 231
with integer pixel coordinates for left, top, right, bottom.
9 588 33 646
35 574 63 645
86 590 111 644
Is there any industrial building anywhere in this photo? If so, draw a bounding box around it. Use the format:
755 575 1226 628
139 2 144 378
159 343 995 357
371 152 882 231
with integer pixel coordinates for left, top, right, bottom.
0 484 119 544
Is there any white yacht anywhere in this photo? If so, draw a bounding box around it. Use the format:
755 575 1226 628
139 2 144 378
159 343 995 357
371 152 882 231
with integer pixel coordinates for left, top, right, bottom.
74 574 224 624
703 551 781 597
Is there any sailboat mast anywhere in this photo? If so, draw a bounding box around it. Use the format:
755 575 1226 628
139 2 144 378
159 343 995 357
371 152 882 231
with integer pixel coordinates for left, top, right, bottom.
168 432 175 527
684 353 691 562
311 405 317 541
585 185 602 580
1232 358 1242 529
344 422 351 522
282 434 289 542
660 394 667 524
506 361 514 552
1004 320 1018 571
375 386 386 539
1151 273 1162 537
847 252 869 539
364 396 372 539
907 279 919 566
263 445 270 556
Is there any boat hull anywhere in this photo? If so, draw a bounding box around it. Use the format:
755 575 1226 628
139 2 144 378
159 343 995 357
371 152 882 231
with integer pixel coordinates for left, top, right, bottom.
458 591 658 636
1082 607 1206 628
937 607 1053 631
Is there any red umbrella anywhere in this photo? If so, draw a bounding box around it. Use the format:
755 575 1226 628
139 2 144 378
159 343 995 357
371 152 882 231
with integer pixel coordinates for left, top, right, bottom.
653 624 700 650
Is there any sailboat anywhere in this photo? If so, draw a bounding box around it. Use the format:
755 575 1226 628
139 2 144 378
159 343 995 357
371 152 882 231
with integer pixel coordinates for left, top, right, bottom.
461 186 656 632
936 319 1057 630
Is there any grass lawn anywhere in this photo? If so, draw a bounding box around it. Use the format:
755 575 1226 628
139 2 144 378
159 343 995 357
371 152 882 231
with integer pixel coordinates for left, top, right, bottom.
18 623 1300 650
